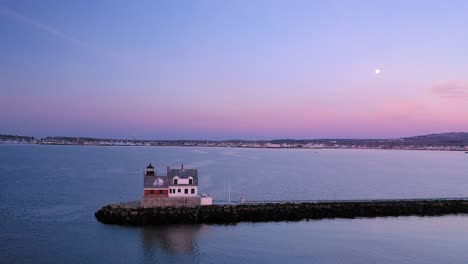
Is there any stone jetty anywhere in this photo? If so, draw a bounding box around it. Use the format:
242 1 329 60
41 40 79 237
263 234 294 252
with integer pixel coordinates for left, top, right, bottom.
95 199 468 226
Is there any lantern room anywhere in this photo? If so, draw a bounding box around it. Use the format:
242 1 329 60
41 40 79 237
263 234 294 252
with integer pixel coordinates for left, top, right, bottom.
145 163 155 176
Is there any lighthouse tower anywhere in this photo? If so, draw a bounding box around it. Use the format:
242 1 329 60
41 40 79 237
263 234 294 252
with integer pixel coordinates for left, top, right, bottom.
145 163 155 176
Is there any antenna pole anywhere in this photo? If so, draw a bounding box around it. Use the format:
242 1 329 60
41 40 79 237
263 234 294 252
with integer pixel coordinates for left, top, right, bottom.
228 175 231 205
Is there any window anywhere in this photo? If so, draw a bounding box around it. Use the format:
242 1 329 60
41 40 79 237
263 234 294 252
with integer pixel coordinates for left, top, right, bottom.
185 189 188 194
150 190 154 194
174 179 178 185
159 190 163 194
191 188 195 194
189 179 193 185
178 189 181 193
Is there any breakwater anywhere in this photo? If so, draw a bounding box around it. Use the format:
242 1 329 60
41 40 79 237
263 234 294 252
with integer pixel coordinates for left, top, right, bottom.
95 199 468 225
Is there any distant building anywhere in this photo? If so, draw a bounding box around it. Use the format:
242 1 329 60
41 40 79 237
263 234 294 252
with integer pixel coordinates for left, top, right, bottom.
141 163 212 207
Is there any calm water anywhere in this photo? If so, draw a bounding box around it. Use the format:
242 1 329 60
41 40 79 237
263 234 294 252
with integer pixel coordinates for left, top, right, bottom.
1 144 468 263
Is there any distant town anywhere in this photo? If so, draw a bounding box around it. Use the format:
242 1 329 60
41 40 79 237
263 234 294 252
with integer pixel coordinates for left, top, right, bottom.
1 132 468 151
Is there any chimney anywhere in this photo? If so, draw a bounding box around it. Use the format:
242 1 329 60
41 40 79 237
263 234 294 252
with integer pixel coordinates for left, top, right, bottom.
181 163 184 171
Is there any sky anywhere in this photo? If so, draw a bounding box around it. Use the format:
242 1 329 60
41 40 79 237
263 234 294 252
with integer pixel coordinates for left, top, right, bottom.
1 0 467 140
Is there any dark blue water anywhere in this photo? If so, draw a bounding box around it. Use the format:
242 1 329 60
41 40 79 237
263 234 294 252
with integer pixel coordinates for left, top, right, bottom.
1 144 468 263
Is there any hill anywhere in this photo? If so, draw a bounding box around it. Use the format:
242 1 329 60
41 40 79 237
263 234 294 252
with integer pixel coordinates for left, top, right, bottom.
402 132 468 145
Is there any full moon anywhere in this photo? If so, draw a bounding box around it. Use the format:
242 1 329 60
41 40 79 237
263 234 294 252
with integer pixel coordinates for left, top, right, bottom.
375 69 381 75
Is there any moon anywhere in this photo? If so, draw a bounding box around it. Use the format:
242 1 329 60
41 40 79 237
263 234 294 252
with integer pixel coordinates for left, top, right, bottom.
375 69 381 75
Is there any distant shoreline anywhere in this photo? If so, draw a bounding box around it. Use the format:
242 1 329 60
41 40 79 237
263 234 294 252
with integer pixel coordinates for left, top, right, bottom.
1 141 467 152
1 132 467 152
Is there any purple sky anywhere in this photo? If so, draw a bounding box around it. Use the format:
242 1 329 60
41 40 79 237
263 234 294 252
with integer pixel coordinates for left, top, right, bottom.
1 0 467 139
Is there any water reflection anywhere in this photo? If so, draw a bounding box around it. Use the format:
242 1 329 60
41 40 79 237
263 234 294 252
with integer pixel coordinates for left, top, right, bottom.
140 224 210 262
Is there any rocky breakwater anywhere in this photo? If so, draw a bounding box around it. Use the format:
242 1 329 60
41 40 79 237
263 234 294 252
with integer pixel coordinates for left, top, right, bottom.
95 199 468 226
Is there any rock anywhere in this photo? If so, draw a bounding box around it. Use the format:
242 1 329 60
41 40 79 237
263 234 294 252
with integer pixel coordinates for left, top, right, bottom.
94 199 468 226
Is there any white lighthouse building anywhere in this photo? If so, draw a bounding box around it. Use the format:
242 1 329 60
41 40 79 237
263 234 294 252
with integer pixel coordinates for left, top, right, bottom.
140 163 212 208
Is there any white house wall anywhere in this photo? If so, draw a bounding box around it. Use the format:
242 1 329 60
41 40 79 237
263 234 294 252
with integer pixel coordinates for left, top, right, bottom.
172 177 193 185
168 186 198 197
200 197 213 205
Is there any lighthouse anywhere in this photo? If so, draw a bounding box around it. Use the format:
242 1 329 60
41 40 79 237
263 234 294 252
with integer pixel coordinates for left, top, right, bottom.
141 163 212 207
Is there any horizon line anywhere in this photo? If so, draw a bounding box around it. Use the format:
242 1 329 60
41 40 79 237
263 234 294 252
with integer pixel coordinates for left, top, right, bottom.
2 131 467 142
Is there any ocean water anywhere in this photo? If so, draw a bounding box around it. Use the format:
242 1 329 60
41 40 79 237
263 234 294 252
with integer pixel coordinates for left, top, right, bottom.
1 144 468 263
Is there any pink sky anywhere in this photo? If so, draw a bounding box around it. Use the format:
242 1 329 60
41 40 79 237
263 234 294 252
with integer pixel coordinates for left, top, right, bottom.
1 1 468 139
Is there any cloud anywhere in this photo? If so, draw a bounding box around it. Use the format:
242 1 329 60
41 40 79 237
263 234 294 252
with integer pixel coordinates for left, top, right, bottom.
432 81 468 100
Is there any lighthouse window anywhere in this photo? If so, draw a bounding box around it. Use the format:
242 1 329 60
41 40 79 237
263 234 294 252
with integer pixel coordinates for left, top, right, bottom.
178 189 181 193
185 189 188 194
191 189 195 194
